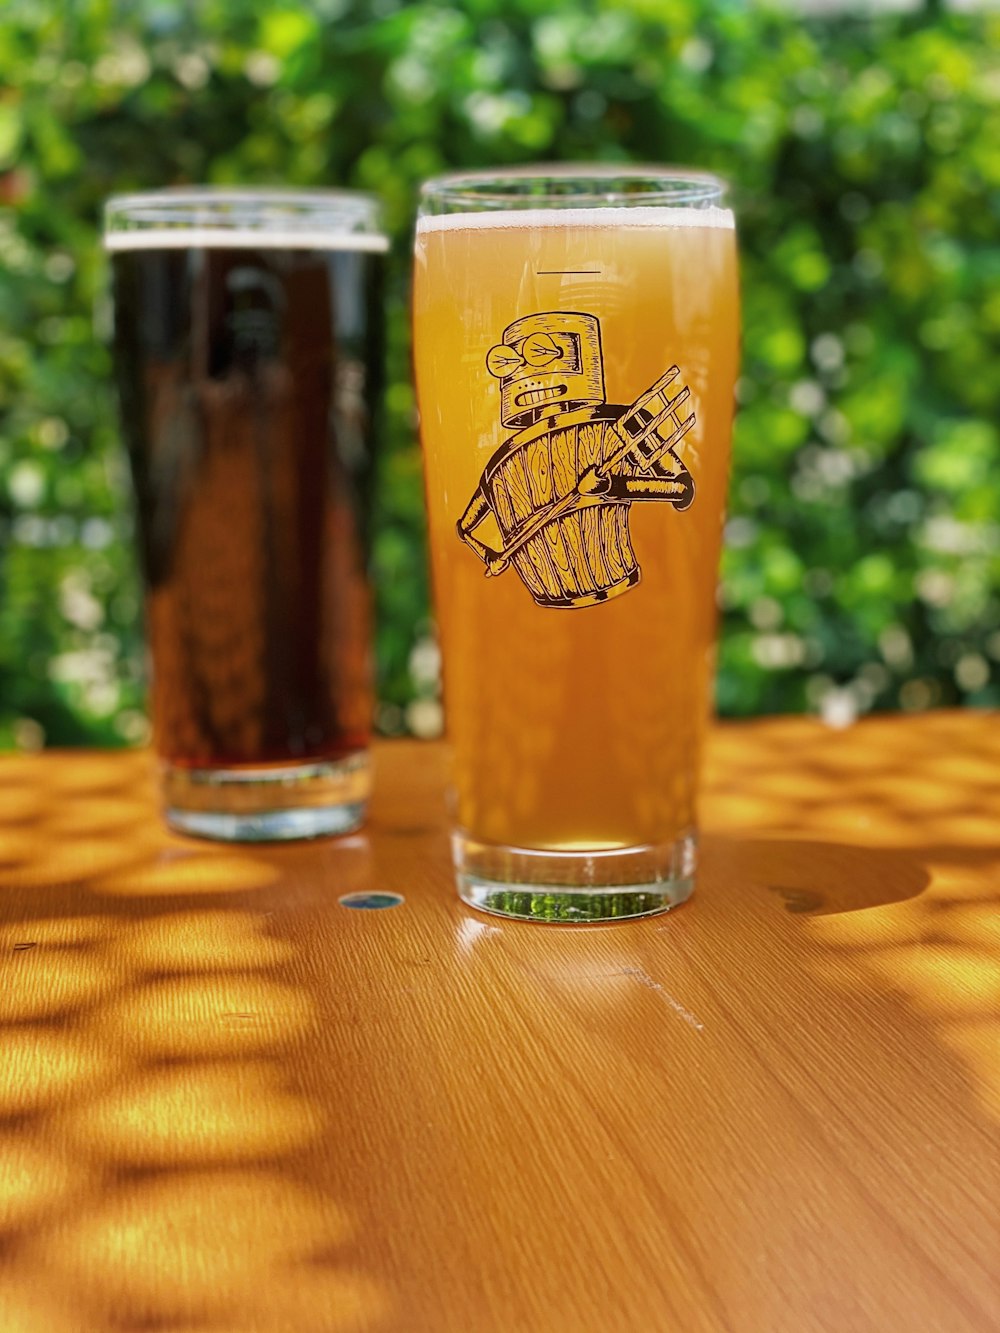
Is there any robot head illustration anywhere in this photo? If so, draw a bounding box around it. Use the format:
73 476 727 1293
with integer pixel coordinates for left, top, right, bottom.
486 311 605 430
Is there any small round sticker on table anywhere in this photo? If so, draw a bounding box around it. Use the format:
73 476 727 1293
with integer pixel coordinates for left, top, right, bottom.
338 892 404 911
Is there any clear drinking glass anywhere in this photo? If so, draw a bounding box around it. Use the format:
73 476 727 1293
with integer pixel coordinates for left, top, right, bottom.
105 189 387 840
412 166 739 921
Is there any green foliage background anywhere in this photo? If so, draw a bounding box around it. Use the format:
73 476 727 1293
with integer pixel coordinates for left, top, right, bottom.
0 0 997 748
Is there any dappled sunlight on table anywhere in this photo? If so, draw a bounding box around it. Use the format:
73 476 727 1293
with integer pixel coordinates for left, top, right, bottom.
46 796 153 838
939 903 1000 946
0 945 116 1022
812 910 1000 1126
861 945 1000 1017
0 729 994 1329
0 838 153 890
25 1171 381 1330
0 749 386 1331
0 1278 84 1333
0 751 290 900
703 712 999 847
0 828 40 866
45 751 152 795
0 913 108 948
124 907 297 971
93 849 282 896
702 713 1000 1126
938 1019 1000 1121
95 973 315 1058
0 1139 95 1232
56 1060 323 1166
0 1029 115 1115
0 789 47 827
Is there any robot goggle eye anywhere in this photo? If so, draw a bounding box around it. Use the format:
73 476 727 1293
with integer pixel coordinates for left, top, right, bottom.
520 332 565 367
486 332 581 378
486 344 524 378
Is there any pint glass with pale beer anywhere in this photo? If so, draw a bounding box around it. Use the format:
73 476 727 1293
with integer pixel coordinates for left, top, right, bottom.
413 168 739 921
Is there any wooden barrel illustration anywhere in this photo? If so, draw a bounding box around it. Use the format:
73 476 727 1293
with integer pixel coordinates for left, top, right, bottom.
483 409 639 610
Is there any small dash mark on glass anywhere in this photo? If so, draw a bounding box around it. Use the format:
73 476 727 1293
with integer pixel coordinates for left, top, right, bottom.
537 270 601 275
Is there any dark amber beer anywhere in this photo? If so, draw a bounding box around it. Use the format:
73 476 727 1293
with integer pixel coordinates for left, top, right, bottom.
106 191 386 840
413 169 739 920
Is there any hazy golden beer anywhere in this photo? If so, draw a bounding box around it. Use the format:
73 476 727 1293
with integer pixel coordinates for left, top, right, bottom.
413 172 739 919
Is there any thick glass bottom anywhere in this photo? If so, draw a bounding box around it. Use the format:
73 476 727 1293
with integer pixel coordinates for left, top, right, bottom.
453 827 697 923
162 752 369 843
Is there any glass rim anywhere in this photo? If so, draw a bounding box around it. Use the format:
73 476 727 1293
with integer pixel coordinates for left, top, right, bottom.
103 186 387 252
418 164 729 210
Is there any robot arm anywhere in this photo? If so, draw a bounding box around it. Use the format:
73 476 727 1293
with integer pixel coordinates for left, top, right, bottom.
606 366 696 510
604 461 695 510
456 481 500 565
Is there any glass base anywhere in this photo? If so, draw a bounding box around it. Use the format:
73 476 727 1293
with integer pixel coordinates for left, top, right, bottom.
162 752 369 843
453 828 697 923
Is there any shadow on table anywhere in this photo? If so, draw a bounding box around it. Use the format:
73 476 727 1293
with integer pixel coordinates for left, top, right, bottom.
700 824 1000 1134
702 834 933 916
0 753 386 1333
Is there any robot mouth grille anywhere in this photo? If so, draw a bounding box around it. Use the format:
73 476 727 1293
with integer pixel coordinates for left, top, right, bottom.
514 386 567 407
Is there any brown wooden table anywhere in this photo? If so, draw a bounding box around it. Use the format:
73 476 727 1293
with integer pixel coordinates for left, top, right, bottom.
0 712 997 1332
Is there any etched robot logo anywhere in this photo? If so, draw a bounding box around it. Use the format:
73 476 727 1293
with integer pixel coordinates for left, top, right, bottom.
456 311 697 610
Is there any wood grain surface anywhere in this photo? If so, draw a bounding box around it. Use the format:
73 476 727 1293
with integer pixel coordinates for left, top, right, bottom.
0 712 997 1333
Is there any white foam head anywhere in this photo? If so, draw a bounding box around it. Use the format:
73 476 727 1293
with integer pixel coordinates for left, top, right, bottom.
104 228 389 253
415 205 735 236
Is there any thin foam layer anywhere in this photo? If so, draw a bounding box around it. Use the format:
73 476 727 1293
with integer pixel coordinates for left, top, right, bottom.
104 228 389 253
416 205 734 236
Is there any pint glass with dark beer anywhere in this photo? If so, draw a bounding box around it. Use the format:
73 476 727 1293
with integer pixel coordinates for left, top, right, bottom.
413 168 739 921
105 190 386 840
